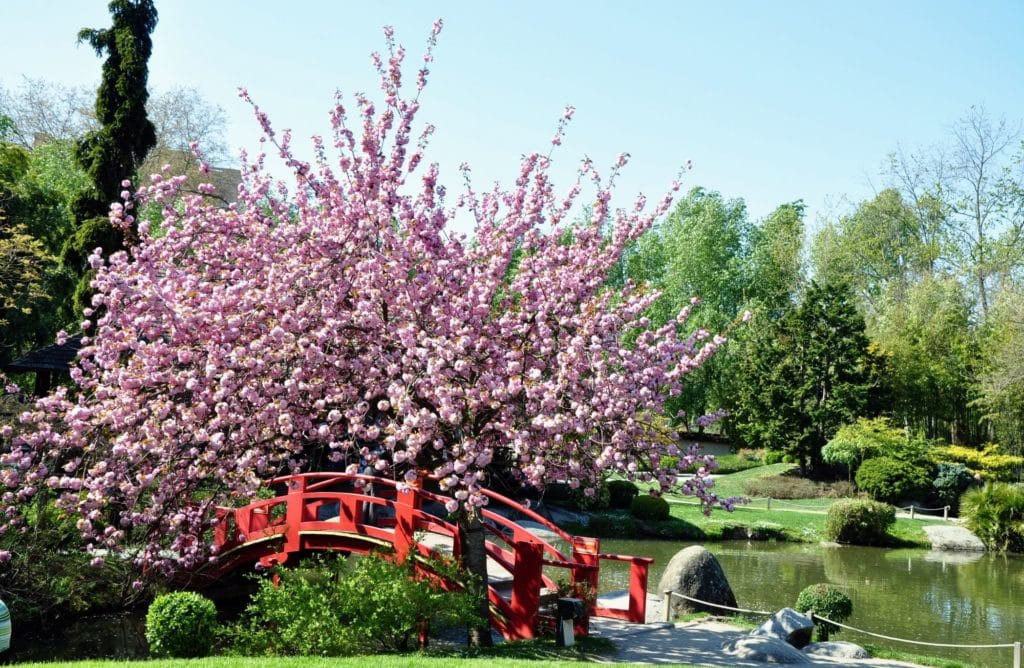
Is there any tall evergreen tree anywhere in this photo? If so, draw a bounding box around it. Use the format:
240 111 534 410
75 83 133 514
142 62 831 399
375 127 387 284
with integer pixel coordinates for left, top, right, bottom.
734 282 873 474
62 0 158 317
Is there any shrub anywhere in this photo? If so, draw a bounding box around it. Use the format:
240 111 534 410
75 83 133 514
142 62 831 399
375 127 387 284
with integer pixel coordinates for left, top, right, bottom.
223 552 482 656
855 456 933 504
629 494 670 521
543 481 609 511
763 450 786 465
714 453 764 474
658 455 681 471
795 584 853 641
961 483 1024 552
824 499 895 545
146 591 217 658
607 480 640 509
933 463 975 514
583 512 638 538
934 444 1024 482
742 475 820 499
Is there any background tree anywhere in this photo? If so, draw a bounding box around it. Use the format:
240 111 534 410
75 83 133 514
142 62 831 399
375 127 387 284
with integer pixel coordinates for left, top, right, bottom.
734 282 872 474
1 25 730 647
63 0 158 317
0 78 95 147
623 190 804 434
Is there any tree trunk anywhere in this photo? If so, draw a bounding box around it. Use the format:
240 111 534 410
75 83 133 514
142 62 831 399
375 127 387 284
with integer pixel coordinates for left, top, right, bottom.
459 514 494 647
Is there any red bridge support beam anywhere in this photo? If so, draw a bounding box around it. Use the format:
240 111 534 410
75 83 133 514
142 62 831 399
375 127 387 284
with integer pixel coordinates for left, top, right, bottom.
508 538 544 640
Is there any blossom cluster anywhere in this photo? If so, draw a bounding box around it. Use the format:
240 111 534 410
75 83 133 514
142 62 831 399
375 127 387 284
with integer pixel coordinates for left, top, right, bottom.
0 24 731 575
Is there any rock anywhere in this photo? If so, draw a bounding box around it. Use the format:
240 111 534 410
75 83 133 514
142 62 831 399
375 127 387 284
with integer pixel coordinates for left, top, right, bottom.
750 607 814 648
657 545 737 616
721 636 812 664
924 524 986 551
803 641 870 659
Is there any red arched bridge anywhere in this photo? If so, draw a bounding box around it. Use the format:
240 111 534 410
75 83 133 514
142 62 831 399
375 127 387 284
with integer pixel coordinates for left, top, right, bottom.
207 472 653 640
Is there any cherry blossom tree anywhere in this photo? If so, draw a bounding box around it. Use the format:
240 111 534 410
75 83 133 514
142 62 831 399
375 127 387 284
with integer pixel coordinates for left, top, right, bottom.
1 22 733 645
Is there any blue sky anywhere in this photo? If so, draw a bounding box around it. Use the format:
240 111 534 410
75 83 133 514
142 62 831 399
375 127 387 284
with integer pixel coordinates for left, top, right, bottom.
4 1 1023 231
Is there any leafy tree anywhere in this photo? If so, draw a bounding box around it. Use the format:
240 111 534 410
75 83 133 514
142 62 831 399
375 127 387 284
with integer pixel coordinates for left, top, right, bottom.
871 276 979 443
887 106 1023 321
63 0 158 315
811 189 936 310
623 191 804 432
734 282 872 474
0 141 82 360
0 25 731 647
977 286 1024 453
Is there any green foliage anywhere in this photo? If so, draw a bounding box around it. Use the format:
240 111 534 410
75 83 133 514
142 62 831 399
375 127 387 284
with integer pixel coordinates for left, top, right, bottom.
795 583 853 641
824 499 896 545
622 189 805 432
224 553 483 656
734 282 872 474
607 480 639 509
543 481 609 511
934 443 1023 482
145 591 217 658
960 483 1024 552
855 456 934 504
578 513 638 538
822 417 906 471
713 450 765 474
742 475 820 499
932 463 976 512
629 494 670 521
0 499 138 629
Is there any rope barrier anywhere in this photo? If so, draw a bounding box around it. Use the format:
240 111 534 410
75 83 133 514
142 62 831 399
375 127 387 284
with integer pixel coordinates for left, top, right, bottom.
662 591 774 617
811 612 1017 650
663 591 1021 665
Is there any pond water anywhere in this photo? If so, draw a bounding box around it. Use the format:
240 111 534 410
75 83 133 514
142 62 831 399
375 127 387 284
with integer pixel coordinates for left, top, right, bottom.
599 538 1024 667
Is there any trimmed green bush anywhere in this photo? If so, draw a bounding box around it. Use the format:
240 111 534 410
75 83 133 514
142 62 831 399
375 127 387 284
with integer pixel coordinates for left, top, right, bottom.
742 475 820 499
824 499 895 545
629 494 670 521
146 591 217 658
607 480 640 509
933 463 975 513
855 456 933 504
584 512 639 538
795 584 853 641
961 482 1024 552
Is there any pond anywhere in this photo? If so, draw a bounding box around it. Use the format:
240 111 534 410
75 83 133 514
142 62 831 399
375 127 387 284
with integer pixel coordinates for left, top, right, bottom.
599 538 1024 667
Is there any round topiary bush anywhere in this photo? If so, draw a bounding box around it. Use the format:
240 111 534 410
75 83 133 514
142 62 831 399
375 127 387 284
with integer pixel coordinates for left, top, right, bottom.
146 591 217 658
854 456 933 504
607 480 640 509
629 494 670 521
824 499 895 545
795 583 853 641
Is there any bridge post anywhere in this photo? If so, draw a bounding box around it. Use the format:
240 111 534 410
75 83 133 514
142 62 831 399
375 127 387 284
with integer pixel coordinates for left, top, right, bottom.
509 538 544 640
284 475 308 554
571 536 600 634
394 481 422 562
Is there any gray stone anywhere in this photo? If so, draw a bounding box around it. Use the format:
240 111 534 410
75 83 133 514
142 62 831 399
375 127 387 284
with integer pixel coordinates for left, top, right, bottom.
657 545 737 616
750 607 815 648
923 524 986 551
721 636 812 664
803 641 870 659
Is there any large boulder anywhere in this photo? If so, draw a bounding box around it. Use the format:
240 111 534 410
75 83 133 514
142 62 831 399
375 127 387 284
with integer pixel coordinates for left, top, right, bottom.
750 608 815 648
657 545 737 617
803 641 870 659
721 636 812 664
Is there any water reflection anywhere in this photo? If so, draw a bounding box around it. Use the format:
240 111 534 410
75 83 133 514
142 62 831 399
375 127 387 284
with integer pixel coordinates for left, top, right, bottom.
600 539 1023 667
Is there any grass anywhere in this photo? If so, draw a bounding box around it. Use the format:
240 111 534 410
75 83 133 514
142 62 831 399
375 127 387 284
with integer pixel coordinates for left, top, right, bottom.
653 463 948 546
13 637 635 668
863 645 979 668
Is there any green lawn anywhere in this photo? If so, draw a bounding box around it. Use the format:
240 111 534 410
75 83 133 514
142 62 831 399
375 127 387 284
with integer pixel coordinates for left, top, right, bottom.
655 463 948 546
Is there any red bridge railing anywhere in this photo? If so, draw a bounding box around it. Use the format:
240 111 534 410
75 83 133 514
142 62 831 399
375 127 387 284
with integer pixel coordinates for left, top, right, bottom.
209 472 652 639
